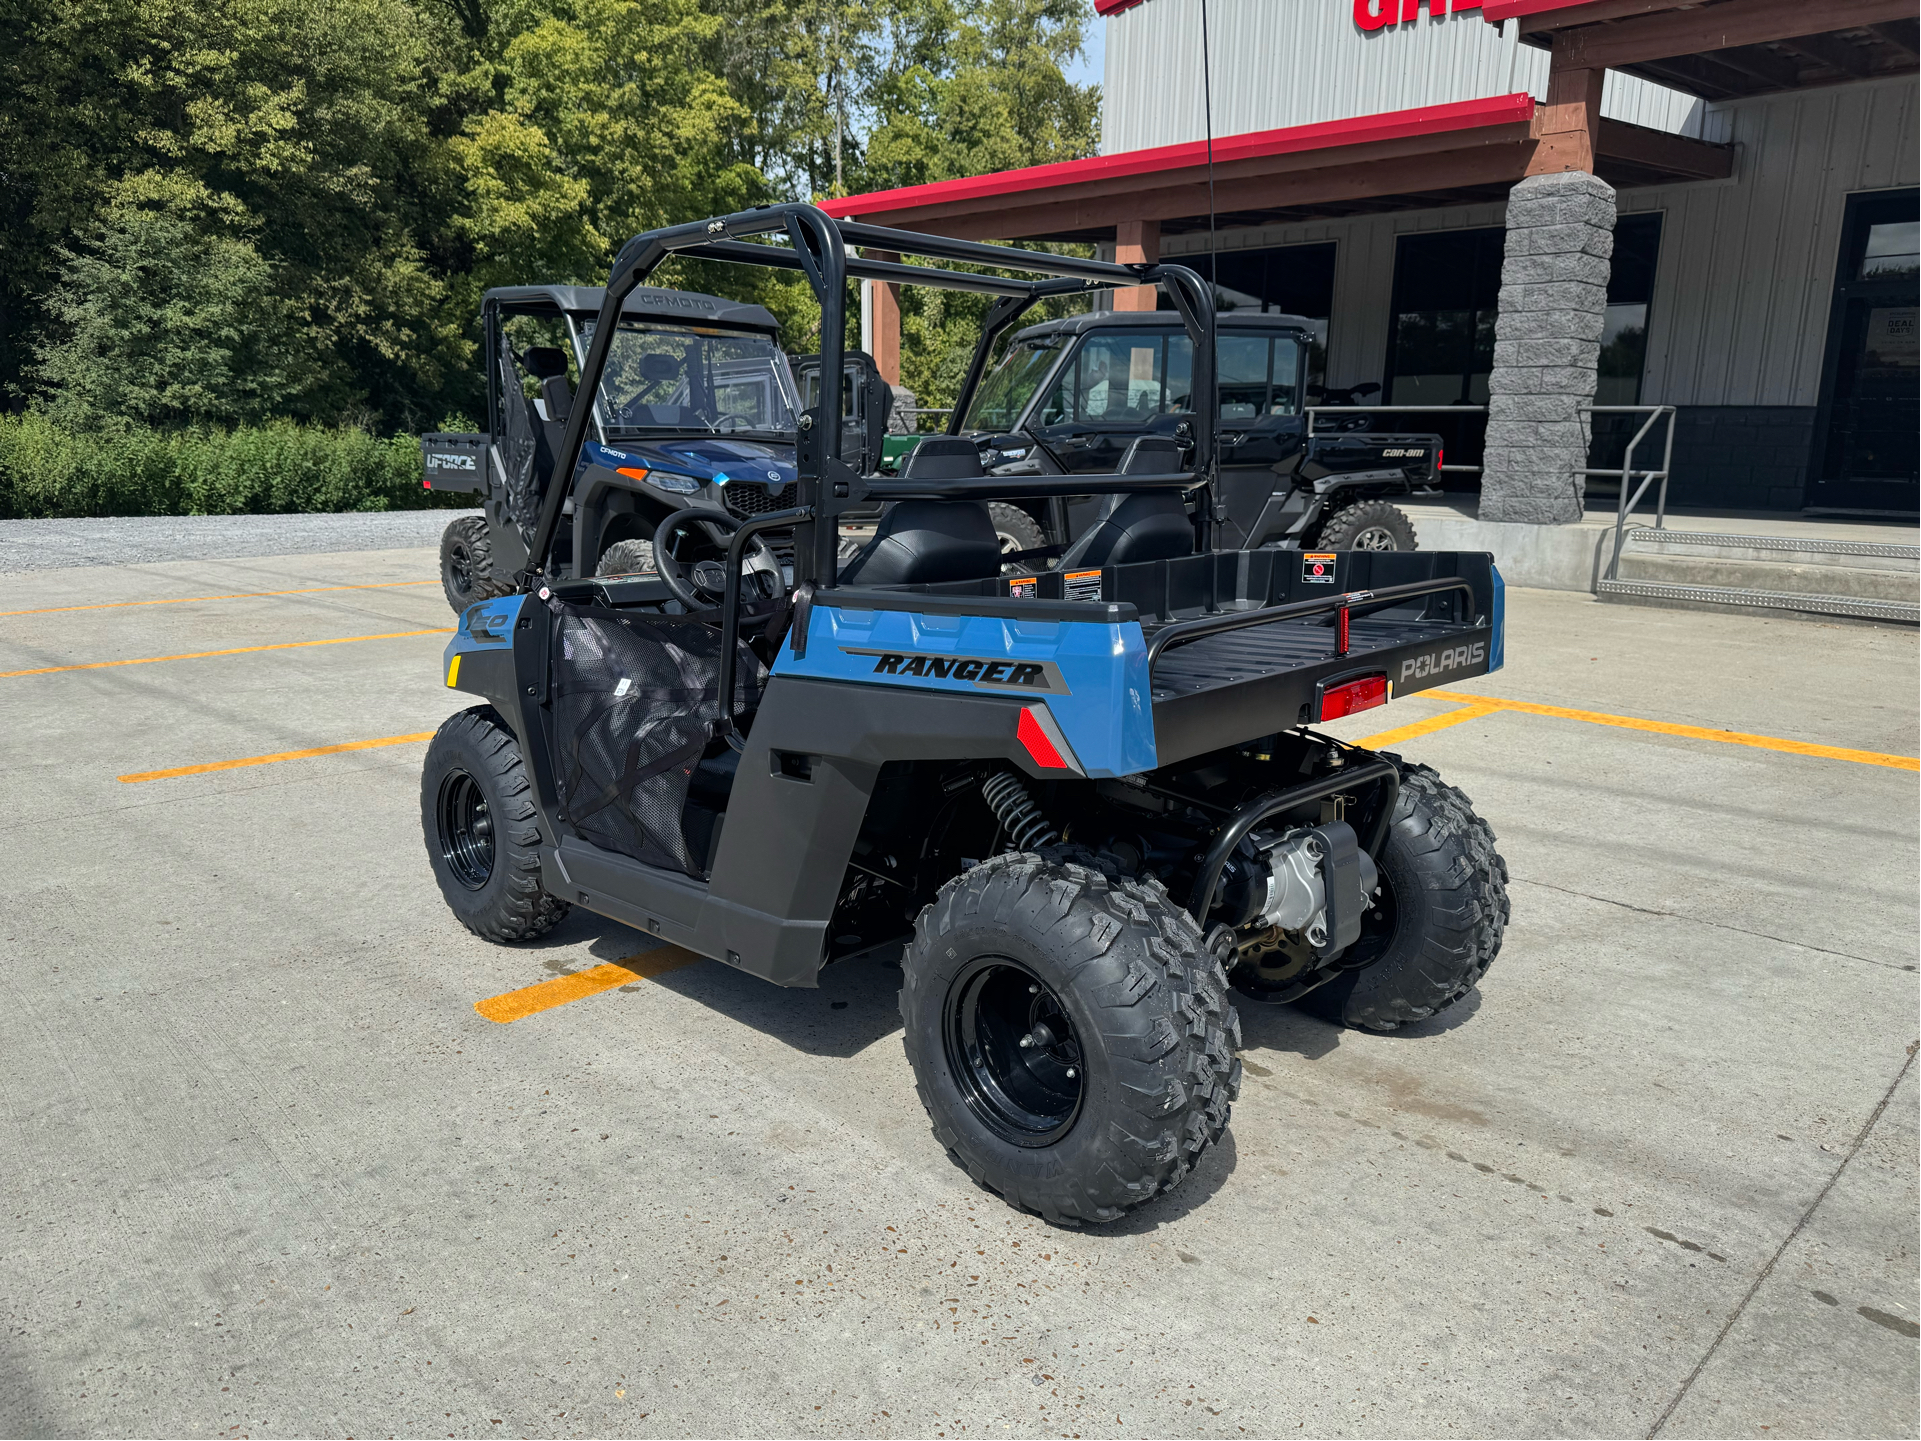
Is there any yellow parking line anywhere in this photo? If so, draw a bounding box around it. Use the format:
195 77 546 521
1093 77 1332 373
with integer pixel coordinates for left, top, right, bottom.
475 948 704 1024
1355 703 1501 750
119 730 436 783
0 580 439 619
1427 689 1919 772
0 627 453 679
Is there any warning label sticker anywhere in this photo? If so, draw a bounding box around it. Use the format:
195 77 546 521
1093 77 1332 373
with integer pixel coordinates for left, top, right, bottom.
1007 576 1038 600
1063 569 1103 602
1302 553 1337 584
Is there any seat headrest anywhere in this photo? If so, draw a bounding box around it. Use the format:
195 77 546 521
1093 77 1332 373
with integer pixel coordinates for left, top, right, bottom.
1119 435 1183 475
522 346 570 380
901 436 985 481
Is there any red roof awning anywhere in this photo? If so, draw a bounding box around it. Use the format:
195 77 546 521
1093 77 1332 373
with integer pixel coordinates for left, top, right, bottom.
819 95 1537 235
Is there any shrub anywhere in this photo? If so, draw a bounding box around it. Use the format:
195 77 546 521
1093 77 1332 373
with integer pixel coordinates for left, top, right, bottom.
0 413 467 519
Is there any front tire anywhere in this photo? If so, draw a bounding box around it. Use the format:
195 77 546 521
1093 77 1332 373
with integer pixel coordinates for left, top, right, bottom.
440 516 512 613
421 706 569 943
1293 761 1508 1032
900 854 1242 1224
595 537 657 577
1316 499 1417 551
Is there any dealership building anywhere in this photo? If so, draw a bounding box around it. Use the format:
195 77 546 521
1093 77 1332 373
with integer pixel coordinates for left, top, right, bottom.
824 0 1918 522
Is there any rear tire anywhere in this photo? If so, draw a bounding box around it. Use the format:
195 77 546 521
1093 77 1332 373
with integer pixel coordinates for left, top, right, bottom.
421 705 569 943
987 502 1046 561
595 537 657 577
900 854 1242 1224
1316 500 1417 552
440 516 512 613
1293 761 1507 1032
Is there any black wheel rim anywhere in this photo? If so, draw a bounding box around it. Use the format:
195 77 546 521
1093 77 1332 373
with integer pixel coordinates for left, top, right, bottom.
944 958 1085 1147
448 541 474 597
436 768 495 890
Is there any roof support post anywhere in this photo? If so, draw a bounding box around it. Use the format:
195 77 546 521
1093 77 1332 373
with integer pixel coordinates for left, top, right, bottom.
1480 169 1616 524
862 250 902 385
1527 40 1604 174
1114 219 1161 311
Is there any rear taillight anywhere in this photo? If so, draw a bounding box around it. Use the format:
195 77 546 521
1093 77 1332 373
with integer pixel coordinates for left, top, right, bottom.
1434 447 1444 474
1318 675 1388 721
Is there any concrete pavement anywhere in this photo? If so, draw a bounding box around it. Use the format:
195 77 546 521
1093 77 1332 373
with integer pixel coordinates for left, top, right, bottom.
1 530 1914 1438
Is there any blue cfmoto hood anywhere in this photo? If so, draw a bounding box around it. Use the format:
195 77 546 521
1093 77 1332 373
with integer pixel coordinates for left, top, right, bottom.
585 437 796 491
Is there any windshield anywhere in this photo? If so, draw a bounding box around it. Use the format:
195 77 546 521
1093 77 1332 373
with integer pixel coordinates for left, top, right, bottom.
583 321 798 435
962 338 1062 431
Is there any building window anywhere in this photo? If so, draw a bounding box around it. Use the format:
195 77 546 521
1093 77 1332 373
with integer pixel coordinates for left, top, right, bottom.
1161 242 1335 387
1384 227 1505 406
1598 213 1663 405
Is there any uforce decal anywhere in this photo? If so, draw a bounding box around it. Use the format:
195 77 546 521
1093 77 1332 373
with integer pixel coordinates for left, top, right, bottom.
1401 641 1486 684
426 451 477 471
840 647 1069 695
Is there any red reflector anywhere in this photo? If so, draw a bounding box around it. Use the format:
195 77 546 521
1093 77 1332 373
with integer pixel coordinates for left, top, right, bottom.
422 478 432 488
1017 707 1069 769
1319 676 1388 721
1435 447 1444 474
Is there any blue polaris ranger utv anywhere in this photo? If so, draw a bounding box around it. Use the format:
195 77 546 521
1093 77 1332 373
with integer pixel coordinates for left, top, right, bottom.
421 206 1510 1224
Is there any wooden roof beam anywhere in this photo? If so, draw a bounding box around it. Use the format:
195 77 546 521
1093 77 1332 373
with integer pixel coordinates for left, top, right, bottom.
1595 116 1736 178
1778 31 1877 75
1555 0 1916 68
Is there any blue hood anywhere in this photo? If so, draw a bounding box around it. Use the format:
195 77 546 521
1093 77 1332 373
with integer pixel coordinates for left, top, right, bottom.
585 437 796 490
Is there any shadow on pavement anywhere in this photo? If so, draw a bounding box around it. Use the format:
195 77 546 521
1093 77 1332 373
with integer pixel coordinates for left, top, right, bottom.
642 948 907 1059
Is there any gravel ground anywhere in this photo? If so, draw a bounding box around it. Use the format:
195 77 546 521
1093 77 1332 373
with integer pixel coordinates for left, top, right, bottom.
0 509 478 574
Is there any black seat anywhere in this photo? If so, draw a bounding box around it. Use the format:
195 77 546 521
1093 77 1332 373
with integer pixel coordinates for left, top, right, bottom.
1057 436 1194 570
839 439 1000 587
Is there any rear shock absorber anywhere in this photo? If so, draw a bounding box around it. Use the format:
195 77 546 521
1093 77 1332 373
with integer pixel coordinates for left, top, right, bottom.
980 770 1058 852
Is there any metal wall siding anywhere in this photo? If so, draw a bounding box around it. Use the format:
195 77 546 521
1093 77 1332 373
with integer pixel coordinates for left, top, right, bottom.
1101 0 1698 152
1628 78 1920 408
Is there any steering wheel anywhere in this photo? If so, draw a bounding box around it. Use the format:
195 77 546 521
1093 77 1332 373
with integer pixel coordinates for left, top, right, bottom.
651 508 783 610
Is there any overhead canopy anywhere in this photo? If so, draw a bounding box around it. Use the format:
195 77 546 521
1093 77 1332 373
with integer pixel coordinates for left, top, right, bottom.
1482 0 1918 100
817 95 1732 242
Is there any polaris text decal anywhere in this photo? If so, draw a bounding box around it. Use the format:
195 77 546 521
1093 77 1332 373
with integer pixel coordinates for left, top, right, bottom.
1400 641 1487 684
840 647 1070 695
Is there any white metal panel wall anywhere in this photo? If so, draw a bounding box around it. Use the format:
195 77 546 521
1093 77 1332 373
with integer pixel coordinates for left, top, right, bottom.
1627 77 1920 407
1101 0 1700 152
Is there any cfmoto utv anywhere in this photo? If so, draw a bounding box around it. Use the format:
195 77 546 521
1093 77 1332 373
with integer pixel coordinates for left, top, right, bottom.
421 206 1510 1225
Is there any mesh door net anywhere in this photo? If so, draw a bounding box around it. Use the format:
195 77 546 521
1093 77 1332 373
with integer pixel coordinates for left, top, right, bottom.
548 606 765 877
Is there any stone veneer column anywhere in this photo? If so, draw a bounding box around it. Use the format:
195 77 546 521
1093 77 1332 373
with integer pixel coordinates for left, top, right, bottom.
1479 169 1616 524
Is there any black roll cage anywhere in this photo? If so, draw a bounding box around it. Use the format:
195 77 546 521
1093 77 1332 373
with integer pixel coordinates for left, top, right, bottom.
529 203 1219 591
526 205 1219 739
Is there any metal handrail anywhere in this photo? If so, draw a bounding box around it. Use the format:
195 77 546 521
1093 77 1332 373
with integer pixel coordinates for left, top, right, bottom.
1579 404 1677 583
1305 404 1488 473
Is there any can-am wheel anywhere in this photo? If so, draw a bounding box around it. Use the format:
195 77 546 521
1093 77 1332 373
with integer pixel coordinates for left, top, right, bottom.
1317 500 1417 552
900 854 1242 1224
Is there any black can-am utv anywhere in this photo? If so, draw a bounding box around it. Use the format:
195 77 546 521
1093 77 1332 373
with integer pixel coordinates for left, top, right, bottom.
421 285 898 613
421 206 1510 1224
942 308 1445 562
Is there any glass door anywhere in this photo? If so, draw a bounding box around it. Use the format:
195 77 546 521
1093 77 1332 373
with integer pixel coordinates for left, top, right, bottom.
1806 189 1919 515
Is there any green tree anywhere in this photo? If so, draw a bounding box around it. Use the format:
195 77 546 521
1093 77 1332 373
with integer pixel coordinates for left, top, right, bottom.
34 197 306 428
